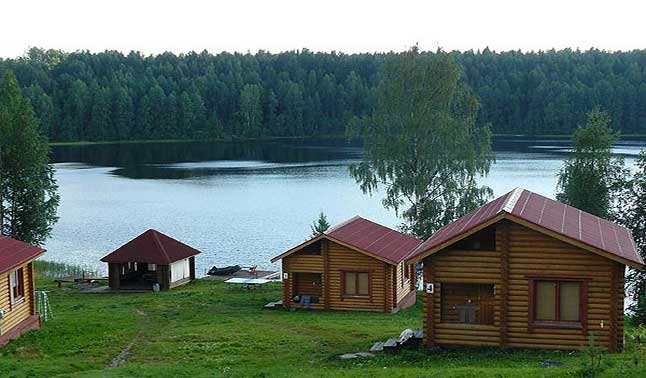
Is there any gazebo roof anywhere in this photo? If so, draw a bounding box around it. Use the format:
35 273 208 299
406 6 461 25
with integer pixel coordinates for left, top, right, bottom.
101 229 200 265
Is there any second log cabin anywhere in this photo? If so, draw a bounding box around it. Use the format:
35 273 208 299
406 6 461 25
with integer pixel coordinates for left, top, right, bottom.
272 216 421 312
407 188 644 352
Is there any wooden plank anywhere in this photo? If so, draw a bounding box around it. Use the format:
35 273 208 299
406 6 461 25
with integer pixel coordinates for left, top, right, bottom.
282 261 290 308
500 221 509 346
28 262 36 316
189 256 196 280
424 257 435 347
323 239 330 310
609 262 619 352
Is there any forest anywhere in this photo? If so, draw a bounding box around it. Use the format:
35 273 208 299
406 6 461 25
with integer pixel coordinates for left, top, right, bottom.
0 48 644 142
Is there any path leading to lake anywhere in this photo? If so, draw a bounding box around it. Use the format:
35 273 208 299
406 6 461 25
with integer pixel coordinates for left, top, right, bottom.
108 309 148 368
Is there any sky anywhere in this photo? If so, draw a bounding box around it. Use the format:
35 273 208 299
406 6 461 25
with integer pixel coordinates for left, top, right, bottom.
1 0 644 58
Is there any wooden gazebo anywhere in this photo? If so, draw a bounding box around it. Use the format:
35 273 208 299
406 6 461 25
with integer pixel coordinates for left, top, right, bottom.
101 229 200 291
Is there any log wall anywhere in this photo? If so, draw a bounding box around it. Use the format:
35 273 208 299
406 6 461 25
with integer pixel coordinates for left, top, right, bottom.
422 221 624 351
0 262 36 337
282 239 394 312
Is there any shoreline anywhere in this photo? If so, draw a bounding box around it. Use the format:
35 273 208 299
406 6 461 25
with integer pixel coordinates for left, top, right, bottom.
49 133 646 147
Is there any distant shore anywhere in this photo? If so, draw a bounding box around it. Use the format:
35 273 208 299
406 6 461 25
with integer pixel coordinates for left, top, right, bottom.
48 133 646 147
48 135 342 147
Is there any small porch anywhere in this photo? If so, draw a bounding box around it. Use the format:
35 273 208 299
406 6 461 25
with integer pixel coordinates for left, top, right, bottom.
290 272 323 308
108 262 168 291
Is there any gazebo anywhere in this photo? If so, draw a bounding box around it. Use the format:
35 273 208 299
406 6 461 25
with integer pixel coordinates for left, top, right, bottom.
101 229 200 291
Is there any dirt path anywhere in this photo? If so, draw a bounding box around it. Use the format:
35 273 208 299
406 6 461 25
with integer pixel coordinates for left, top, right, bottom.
108 309 148 368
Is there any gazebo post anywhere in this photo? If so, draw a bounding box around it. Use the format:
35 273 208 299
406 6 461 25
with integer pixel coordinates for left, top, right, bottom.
108 263 121 290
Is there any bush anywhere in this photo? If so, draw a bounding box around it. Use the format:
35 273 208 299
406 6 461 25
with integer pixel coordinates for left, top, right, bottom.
578 333 607 377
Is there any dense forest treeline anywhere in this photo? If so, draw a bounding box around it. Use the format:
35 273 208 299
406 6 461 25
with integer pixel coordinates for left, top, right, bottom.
0 48 644 141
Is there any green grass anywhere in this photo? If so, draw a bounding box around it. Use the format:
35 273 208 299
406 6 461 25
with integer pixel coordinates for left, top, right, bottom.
1 277 645 377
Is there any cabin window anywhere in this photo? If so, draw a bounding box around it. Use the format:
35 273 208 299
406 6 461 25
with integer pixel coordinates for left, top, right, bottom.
400 264 407 287
300 240 322 256
148 263 157 271
343 272 369 297
452 228 496 251
533 280 583 323
440 283 495 325
10 268 25 304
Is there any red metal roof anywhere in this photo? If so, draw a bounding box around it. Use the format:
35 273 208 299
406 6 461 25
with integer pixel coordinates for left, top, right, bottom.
408 188 644 268
101 229 200 265
325 216 422 264
0 236 45 274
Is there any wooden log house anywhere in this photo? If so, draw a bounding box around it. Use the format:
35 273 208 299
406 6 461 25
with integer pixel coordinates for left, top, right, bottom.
407 188 644 351
101 229 200 291
272 216 421 312
0 236 44 346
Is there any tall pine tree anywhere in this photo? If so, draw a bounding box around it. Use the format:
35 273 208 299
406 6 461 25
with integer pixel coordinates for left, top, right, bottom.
0 71 59 245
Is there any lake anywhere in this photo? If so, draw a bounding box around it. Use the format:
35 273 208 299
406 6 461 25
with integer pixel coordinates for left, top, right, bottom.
44 137 645 275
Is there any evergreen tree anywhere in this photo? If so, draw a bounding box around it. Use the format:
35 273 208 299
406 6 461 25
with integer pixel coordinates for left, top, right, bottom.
176 91 192 138
556 109 629 218
283 82 304 136
112 85 133 140
349 48 494 239
616 151 646 325
0 71 59 245
2 48 645 142
189 89 207 138
236 84 262 138
87 86 111 141
311 212 331 237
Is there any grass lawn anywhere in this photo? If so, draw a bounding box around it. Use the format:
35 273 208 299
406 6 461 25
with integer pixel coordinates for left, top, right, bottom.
0 277 645 378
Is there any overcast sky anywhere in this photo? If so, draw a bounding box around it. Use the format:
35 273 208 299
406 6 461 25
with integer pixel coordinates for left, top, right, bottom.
1 0 644 58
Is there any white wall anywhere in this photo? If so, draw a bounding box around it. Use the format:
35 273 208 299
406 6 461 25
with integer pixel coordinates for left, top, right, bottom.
170 258 190 283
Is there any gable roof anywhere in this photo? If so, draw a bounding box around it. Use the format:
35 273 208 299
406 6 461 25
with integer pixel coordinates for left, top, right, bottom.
271 216 422 265
407 188 644 269
101 229 200 265
0 236 45 275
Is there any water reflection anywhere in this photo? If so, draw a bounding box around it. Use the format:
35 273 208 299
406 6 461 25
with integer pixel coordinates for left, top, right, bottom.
45 137 645 274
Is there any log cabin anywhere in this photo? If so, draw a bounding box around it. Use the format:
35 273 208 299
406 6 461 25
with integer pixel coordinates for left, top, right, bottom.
0 236 44 346
101 229 200 291
407 188 644 352
271 216 421 312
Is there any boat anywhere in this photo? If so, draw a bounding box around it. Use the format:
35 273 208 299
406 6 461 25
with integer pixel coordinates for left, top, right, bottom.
207 265 241 276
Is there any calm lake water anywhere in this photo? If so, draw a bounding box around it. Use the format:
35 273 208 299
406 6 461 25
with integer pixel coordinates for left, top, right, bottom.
44 137 646 275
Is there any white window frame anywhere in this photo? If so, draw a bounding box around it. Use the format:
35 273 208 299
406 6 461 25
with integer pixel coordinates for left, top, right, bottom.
10 268 25 305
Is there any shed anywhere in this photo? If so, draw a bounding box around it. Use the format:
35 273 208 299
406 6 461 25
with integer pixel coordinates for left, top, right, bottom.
101 229 200 290
407 188 644 352
0 236 44 346
271 216 421 312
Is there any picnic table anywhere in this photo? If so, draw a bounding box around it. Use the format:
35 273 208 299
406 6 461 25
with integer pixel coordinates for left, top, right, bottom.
224 277 271 290
55 275 107 288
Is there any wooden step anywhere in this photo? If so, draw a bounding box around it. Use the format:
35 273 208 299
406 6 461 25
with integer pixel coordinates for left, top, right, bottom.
383 338 400 350
263 300 283 309
369 342 384 352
